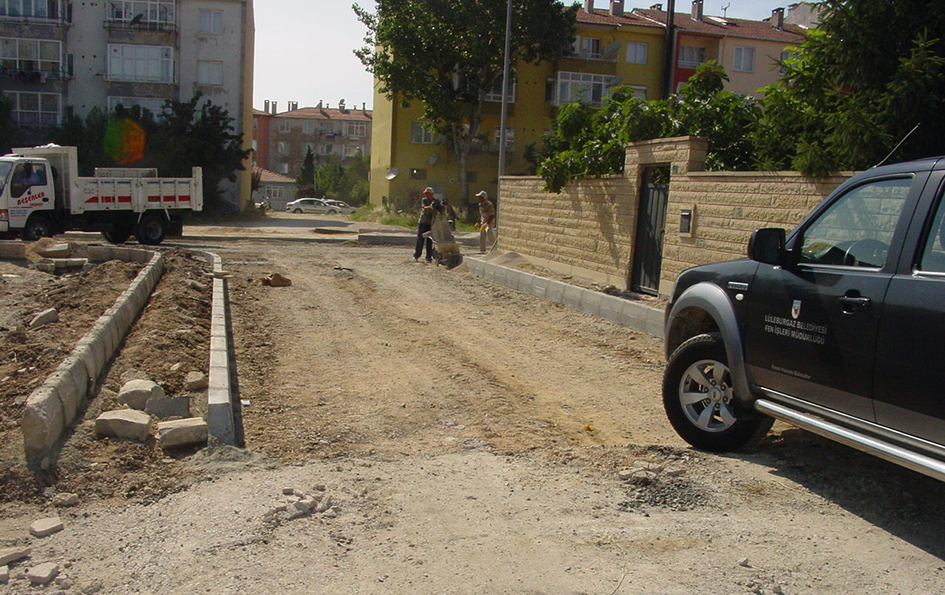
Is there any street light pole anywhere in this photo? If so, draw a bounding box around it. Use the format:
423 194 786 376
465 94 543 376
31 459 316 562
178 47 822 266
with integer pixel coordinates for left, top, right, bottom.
497 0 512 181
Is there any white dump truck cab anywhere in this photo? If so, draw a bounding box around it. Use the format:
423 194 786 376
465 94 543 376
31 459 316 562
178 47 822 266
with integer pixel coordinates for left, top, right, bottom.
0 151 61 236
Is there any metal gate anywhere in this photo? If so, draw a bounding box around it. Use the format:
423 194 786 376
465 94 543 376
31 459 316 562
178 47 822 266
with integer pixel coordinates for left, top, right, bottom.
630 165 670 295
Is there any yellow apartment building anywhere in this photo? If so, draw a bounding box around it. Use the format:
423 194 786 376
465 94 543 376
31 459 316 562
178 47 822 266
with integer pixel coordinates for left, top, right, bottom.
369 1 664 212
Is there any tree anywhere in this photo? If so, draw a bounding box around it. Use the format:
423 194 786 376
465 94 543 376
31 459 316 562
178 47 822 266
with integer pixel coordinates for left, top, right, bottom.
354 0 577 208
755 0 945 176
0 95 21 154
297 146 316 198
535 62 762 192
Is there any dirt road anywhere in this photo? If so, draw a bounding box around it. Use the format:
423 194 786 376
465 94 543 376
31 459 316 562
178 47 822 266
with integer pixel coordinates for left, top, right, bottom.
2 238 945 594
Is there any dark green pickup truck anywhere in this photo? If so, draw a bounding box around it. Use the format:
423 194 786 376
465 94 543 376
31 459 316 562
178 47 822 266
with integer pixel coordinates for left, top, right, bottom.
662 157 945 481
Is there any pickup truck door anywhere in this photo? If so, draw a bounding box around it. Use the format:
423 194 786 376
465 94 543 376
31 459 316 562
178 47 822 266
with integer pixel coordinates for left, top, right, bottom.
873 171 945 445
744 174 923 420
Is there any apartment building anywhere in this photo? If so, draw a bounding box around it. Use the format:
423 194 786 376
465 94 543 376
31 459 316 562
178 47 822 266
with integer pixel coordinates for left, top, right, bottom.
634 0 805 96
370 1 665 209
1 0 255 208
252 99 372 179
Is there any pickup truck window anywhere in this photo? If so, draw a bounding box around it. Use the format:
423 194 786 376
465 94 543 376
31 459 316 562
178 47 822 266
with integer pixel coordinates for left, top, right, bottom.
0 162 10 194
919 192 945 273
798 177 911 267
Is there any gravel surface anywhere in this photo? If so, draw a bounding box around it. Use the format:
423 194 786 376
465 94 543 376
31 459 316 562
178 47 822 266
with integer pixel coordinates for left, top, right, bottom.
0 236 943 594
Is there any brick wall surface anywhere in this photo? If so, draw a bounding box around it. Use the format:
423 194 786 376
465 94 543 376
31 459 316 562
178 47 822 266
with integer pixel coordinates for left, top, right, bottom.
497 137 854 298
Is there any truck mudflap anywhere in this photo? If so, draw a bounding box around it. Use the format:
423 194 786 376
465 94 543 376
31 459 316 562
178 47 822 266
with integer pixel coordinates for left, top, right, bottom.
166 219 183 238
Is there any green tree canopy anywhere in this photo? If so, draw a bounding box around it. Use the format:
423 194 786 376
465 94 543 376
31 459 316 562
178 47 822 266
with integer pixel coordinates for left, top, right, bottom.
354 0 577 206
535 62 761 192
755 0 945 175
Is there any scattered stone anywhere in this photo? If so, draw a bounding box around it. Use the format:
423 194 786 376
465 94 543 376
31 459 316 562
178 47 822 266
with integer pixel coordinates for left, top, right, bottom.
119 368 151 383
0 565 7 584
117 379 164 410
0 546 31 566
261 272 292 287
95 409 152 442
629 470 658 486
55 576 74 589
183 371 209 391
157 417 208 449
51 492 79 507
316 496 332 513
282 487 296 495
298 497 318 511
36 243 71 258
169 362 184 373
617 469 634 481
29 308 59 329
26 562 59 585
738 557 751 567
30 516 64 538
772 586 784 594
184 279 207 291
145 395 191 419
79 578 104 593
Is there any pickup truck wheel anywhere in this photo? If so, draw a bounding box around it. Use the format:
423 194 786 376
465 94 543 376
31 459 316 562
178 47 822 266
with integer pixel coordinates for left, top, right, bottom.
663 333 773 452
21 216 54 241
135 213 166 245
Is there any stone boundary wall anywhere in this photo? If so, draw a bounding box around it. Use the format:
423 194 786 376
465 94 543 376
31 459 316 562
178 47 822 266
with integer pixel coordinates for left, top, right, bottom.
499 176 635 289
658 170 851 296
19 245 164 469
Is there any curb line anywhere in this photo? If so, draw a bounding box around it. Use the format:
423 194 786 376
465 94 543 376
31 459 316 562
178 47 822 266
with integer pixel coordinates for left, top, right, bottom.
195 251 237 446
463 256 665 340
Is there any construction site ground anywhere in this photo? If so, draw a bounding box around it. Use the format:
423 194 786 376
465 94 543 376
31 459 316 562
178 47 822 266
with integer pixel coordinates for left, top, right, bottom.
0 230 943 594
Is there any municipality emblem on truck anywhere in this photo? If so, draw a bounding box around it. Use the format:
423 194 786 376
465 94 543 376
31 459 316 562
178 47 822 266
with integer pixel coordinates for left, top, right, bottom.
792 300 801 320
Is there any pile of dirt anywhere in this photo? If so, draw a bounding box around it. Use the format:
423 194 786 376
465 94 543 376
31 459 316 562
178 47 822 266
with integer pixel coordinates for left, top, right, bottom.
0 245 212 504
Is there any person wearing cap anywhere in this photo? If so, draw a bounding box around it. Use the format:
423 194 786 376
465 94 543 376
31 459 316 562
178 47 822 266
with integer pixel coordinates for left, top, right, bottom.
476 190 496 253
414 187 439 262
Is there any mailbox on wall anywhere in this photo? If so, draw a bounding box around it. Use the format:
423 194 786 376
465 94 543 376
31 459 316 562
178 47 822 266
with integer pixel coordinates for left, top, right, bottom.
679 206 695 237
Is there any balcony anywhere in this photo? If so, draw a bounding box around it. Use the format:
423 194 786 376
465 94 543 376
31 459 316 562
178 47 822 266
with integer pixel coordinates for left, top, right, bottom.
0 66 70 82
103 18 176 32
0 14 69 26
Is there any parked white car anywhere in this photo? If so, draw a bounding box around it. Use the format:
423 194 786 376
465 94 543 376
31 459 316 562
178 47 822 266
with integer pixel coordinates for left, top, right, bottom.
285 198 337 214
324 200 358 214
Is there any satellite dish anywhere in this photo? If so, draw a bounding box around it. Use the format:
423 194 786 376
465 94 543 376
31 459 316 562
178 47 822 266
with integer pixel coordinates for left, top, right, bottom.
428 153 438 166
603 41 621 60
385 168 399 180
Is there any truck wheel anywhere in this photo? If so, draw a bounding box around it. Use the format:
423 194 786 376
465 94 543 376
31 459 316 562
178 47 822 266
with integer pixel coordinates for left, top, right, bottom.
21 216 54 241
102 226 132 244
663 333 773 452
135 213 166 245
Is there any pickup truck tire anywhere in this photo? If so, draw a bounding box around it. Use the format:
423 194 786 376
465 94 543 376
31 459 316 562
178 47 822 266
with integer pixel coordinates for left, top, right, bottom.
21 215 54 241
135 213 166 245
663 333 773 452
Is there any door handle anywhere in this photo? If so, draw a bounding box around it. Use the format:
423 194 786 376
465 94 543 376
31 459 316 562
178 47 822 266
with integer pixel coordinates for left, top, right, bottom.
837 295 871 313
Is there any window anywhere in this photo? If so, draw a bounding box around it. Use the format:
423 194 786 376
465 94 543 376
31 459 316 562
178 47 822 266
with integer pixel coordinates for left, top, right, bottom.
555 71 617 107
626 42 648 64
319 144 333 155
198 9 223 34
107 44 173 83
303 121 315 134
2 90 60 126
492 127 514 152
799 178 911 268
779 49 795 75
581 37 601 60
278 120 290 133
108 1 174 24
484 78 516 103
279 163 289 174
344 145 360 158
0 0 60 19
1 38 62 74
108 96 165 114
345 121 366 136
678 45 705 68
919 193 945 273
733 46 754 72
630 86 647 100
197 60 222 85
266 186 284 199
411 121 434 144
304 142 314 154
277 142 288 154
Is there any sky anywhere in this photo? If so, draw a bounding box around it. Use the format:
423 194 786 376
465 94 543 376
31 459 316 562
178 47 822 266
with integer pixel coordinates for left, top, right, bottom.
252 0 798 114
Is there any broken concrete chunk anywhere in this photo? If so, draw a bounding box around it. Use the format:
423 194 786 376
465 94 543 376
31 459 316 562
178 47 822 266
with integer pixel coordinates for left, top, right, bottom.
261 273 291 287
26 561 59 585
51 492 79 507
145 395 190 420
36 243 71 258
184 279 207 292
29 308 59 329
183 371 208 391
117 379 164 410
0 546 31 566
157 417 208 449
95 409 151 442
29 516 64 538
0 564 7 584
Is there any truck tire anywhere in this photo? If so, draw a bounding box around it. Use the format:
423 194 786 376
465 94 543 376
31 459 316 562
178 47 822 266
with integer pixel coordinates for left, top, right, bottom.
21 216 54 242
135 213 166 245
102 226 132 244
663 333 773 452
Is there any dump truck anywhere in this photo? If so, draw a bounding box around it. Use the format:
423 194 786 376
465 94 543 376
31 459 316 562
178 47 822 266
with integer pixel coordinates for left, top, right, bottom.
0 144 202 244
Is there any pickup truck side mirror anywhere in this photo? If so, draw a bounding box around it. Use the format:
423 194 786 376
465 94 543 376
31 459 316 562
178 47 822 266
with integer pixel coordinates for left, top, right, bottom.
748 228 786 265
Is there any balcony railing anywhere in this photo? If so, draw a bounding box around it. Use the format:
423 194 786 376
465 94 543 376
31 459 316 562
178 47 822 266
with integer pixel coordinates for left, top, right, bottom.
103 18 177 32
0 14 70 26
0 66 70 82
